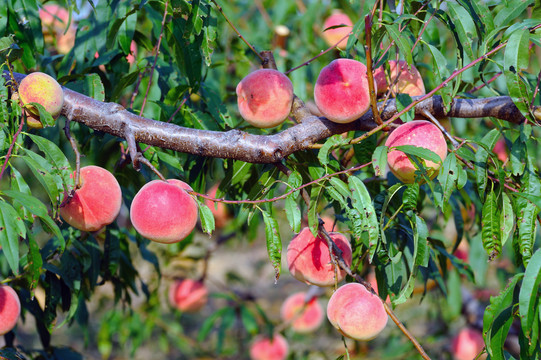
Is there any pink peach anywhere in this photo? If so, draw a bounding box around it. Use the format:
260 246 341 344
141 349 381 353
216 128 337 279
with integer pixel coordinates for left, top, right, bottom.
236 69 294 128
249 334 289 360
130 179 198 243
59 166 122 232
314 58 371 123
321 11 354 49
327 282 388 341
385 120 447 183
17 72 64 128
0 285 21 335
280 292 324 333
287 227 352 287
168 278 208 313
373 60 426 97
39 4 76 54
451 328 486 360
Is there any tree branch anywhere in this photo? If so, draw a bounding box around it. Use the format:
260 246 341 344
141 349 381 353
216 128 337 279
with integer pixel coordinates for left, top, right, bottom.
4 71 536 165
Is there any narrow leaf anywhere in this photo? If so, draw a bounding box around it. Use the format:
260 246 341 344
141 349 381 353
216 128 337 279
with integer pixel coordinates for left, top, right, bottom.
519 249 541 338
481 190 502 260
262 209 282 282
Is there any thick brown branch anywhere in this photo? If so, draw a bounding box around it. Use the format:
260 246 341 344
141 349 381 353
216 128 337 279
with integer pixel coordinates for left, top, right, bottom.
4 71 534 164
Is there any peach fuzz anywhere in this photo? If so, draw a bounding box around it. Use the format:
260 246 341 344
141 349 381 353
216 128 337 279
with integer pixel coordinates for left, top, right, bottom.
0 285 21 335
373 60 425 97
130 179 198 243
287 227 352 287
321 11 353 49
314 58 371 123
451 328 486 360
327 282 388 341
204 184 230 228
280 292 324 333
236 69 294 128
18 72 64 128
168 278 208 313
249 333 289 360
59 166 122 232
385 120 447 183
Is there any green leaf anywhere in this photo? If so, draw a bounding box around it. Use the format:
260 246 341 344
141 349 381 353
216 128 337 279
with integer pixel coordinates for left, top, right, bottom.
481 189 502 260
3 190 64 251
261 209 282 281
414 214 429 267
500 193 514 247
394 145 443 164
516 200 539 267
424 42 453 109
348 176 379 262
372 145 388 177
22 149 62 205
10 166 33 221
64 73 106 102
284 196 301 233
402 183 419 212
447 2 478 60
519 249 541 338
437 153 459 205
0 200 26 274
329 177 350 199
26 231 43 293
197 200 215 235
318 135 348 168
504 28 533 120
475 129 500 199
494 0 535 27
27 133 74 190
240 306 258 335
384 24 413 65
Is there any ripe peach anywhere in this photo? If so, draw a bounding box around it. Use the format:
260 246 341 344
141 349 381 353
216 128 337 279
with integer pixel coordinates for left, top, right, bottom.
17 72 64 128
451 328 486 360
287 227 352 287
249 334 289 360
0 285 21 335
373 60 426 97
236 69 294 128
314 58 371 123
130 179 198 243
385 120 447 183
168 278 208 313
280 292 324 333
39 4 76 54
492 138 508 163
327 282 388 341
321 11 353 49
204 184 230 228
59 166 122 232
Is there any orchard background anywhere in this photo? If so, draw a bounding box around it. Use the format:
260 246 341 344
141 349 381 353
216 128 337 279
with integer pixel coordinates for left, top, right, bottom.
1 0 541 359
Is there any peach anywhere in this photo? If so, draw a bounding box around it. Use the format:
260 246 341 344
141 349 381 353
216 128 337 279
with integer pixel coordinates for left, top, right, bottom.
287 227 352 287
59 166 122 232
327 282 388 341
0 285 21 335
11 92 43 129
39 4 76 54
373 60 426 97
321 11 353 50
385 120 447 183
17 72 64 128
130 179 198 243
168 278 208 313
236 69 294 128
204 184 230 228
280 291 324 333
492 138 508 163
451 328 486 360
249 334 289 360
314 58 371 123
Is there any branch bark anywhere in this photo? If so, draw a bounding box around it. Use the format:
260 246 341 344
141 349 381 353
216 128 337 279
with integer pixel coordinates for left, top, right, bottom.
4 71 534 164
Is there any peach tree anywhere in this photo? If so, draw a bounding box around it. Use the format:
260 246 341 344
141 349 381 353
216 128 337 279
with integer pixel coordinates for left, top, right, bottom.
0 0 540 359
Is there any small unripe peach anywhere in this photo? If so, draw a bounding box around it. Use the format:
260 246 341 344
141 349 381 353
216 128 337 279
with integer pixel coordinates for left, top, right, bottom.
451 328 486 360
17 72 64 128
385 120 447 183
168 279 208 313
327 282 388 341
373 60 426 97
130 179 198 243
59 166 122 232
321 11 353 49
249 334 289 360
280 292 324 333
236 69 294 128
0 285 21 335
287 227 352 287
314 58 371 123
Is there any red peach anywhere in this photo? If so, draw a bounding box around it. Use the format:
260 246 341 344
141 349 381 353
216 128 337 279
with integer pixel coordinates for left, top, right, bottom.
59 166 122 232
492 138 508 163
373 60 426 97
327 282 388 341
314 58 371 123
321 11 354 50
168 278 208 313
204 184 230 228
17 72 64 128
280 292 324 333
0 285 21 335
130 179 198 243
236 69 294 128
287 227 352 287
385 120 447 183
249 334 289 360
451 328 486 360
